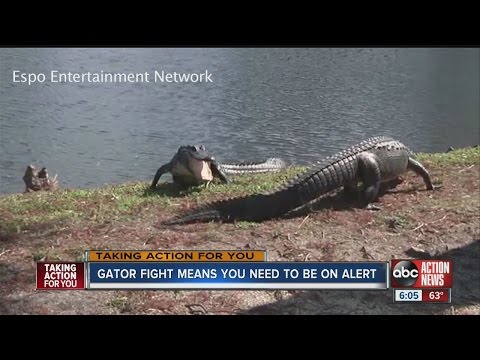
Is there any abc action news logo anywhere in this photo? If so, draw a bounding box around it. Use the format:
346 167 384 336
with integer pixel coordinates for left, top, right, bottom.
391 260 452 288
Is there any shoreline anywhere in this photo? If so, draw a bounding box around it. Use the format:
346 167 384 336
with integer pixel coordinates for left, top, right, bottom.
0 147 479 315
1 146 479 197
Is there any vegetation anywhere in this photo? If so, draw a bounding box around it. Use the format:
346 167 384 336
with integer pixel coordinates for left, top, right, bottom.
1 149 478 239
0 147 478 315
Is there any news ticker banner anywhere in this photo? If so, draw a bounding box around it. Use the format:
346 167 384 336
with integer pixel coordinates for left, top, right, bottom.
86 262 387 289
35 251 452 303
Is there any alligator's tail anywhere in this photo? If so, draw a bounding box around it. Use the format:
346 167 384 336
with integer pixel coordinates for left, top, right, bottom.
165 189 301 225
164 208 225 224
165 157 356 224
219 158 288 174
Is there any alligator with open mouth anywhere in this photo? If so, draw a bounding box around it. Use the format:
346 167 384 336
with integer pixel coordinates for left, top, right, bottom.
150 145 288 189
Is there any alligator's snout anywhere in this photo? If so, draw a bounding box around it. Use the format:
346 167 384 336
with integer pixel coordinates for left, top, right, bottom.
188 158 214 182
170 157 214 184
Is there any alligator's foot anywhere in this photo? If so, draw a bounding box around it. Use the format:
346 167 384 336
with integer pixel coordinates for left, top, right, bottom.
342 183 361 202
366 203 382 211
383 177 404 191
421 183 442 191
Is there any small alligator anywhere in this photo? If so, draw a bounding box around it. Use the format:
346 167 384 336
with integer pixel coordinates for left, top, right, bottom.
165 136 436 224
23 165 58 192
150 145 287 189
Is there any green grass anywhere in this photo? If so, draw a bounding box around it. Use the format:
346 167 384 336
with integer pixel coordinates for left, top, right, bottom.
377 212 415 230
0 167 302 236
416 146 479 167
0 147 478 237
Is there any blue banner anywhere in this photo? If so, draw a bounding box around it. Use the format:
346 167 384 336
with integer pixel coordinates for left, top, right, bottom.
87 262 388 289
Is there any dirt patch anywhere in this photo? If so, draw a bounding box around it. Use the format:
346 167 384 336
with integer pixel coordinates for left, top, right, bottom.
0 155 479 315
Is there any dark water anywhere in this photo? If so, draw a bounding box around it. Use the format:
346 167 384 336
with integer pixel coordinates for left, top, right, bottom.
1 48 479 194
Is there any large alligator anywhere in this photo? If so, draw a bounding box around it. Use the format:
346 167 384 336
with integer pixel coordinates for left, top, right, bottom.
150 145 287 189
165 136 436 224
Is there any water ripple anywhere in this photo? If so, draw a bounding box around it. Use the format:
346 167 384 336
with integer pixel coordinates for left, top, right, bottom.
1 48 478 194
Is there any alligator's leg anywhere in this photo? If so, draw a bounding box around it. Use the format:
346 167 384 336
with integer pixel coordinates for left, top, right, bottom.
151 162 173 189
378 177 403 195
210 160 230 184
357 153 382 209
343 178 399 207
407 158 434 190
343 181 361 202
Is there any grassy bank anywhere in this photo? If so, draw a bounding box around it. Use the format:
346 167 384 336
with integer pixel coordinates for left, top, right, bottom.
0 148 478 315
1 149 478 238
0 164 304 240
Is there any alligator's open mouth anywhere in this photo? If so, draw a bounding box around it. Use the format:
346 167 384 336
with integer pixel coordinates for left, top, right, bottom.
171 157 213 183
188 158 214 181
